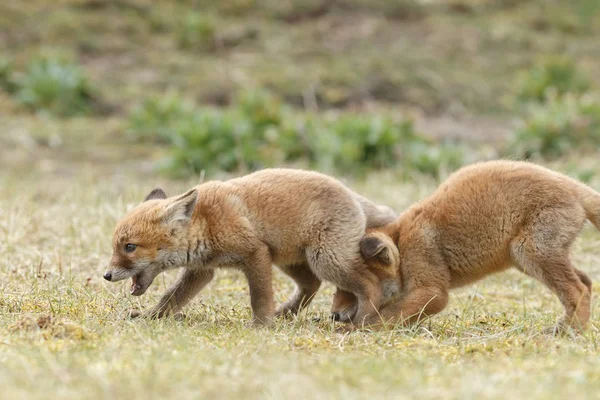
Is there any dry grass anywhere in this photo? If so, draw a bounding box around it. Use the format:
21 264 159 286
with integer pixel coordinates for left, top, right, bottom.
1 161 600 400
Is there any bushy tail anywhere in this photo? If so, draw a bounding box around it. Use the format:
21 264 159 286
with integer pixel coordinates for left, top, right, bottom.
575 182 600 230
353 194 397 228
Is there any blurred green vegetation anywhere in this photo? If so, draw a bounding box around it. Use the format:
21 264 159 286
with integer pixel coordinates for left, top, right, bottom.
6 56 97 116
515 58 590 104
509 59 600 160
1 0 600 177
510 93 600 159
129 90 465 177
176 14 219 51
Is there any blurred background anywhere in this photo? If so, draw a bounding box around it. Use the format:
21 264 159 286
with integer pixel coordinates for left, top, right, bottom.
1 0 600 181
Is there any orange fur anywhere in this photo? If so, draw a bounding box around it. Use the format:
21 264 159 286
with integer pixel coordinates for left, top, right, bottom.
104 169 396 325
332 160 595 333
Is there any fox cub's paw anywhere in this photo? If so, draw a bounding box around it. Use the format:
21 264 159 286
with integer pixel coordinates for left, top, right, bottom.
126 309 143 319
173 313 186 321
274 305 298 319
125 309 186 321
542 323 577 338
252 316 275 328
335 323 357 334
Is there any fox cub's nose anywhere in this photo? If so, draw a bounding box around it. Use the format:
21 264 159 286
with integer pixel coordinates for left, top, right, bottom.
103 271 113 281
331 312 341 321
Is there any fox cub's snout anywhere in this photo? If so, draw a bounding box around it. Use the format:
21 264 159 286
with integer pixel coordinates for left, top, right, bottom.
332 232 400 322
104 187 198 296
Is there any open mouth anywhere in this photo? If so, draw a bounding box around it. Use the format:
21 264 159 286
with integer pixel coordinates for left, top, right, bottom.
129 270 157 296
130 273 143 296
104 268 154 296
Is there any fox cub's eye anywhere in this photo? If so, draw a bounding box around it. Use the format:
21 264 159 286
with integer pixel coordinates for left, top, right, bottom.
125 243 137 253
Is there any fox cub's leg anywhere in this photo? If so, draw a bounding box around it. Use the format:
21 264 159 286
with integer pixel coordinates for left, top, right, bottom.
575 268 593 295
362 286 449 329
550 261 591 332
146 268 215 319
306 246 382 326
275 263 322 317
512 246 591 332
243 244 275 326
510 206 591 332
306 200 386 325
343 267 382 326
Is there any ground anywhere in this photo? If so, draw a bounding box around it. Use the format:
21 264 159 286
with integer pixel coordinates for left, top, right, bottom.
1 151 600 399
2 0 600 399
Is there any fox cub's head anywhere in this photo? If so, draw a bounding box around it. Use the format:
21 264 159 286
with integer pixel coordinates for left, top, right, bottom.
104 187 198 296
331 231 400 322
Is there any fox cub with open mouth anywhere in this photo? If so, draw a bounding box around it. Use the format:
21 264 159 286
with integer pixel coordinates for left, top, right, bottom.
332 160 596 333
104 168 395 325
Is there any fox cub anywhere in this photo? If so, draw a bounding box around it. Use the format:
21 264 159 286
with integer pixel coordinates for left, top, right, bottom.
104 168 395 325
332 160 596 333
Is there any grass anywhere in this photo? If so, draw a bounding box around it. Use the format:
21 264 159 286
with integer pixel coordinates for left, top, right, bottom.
2 155 600 399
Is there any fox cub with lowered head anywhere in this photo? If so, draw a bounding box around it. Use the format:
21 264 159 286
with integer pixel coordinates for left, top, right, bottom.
332 160 596 333
104 168 395 325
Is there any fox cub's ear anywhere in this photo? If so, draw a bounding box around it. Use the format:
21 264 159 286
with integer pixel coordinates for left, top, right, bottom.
144 188 168 202
360 236 390 264
161 189 198 224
